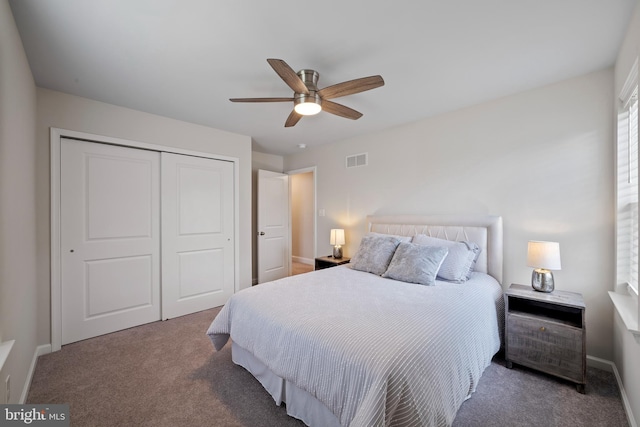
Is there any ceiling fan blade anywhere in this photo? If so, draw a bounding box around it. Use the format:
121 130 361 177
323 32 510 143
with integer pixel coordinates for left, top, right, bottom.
229 97 293 102
285 110 303 127
321 100 363 120
318 75 384 100
267 59 309 95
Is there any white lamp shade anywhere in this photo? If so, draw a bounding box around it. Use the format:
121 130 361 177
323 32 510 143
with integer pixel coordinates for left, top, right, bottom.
330 229 345 246
527 241 561 270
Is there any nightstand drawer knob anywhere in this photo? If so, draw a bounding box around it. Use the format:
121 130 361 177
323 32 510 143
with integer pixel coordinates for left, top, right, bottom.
540 326 546 332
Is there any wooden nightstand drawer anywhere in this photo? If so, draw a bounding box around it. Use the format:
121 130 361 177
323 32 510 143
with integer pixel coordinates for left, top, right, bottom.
506 313 583 381
504 284 586 393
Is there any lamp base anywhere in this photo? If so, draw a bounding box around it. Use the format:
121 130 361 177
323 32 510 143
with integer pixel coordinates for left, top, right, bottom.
531 269 554 293
333 246 343 259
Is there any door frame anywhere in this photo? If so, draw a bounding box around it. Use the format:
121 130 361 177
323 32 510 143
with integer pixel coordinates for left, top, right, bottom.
287 166 317 267
50 127 240 352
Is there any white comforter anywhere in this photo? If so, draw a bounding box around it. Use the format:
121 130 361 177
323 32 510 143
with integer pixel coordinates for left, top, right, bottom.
207 266 502 427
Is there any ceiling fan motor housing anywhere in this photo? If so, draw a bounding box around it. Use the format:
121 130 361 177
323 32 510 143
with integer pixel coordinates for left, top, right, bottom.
294 69 322 113
297 69 319 91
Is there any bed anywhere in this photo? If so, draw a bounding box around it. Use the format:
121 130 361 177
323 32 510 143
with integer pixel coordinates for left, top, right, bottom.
207 214 504 427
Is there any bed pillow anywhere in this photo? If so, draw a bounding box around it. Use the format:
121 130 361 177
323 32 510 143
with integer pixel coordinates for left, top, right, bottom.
411 235 481 283
382 242 448 286
351 234 402 276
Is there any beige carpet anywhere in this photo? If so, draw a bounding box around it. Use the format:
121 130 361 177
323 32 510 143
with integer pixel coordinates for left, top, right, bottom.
28 308 304 427
292 260 314 276
28 307 629 427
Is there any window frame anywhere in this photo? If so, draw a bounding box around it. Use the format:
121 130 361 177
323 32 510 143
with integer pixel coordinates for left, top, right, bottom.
611 58 640 339
616 59 639 295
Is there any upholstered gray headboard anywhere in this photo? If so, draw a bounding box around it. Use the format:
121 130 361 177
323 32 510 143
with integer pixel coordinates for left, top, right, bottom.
366 215 503 284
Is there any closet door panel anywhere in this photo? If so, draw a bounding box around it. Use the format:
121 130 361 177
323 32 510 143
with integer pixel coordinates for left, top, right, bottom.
60 139 161 345
177 249 224 297
161 153 235 319
85 255 153 316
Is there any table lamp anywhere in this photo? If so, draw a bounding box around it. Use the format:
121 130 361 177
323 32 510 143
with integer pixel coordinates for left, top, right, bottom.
527 240 561 292
330 229 345 259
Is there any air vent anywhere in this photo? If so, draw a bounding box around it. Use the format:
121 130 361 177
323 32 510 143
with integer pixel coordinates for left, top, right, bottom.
346 153 368 169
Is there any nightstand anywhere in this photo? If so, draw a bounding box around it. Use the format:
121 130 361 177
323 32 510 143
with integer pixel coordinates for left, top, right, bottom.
314 255 350 270
504 284 586 393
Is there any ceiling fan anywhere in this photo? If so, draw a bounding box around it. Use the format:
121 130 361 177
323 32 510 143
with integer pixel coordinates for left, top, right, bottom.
230 59 384 127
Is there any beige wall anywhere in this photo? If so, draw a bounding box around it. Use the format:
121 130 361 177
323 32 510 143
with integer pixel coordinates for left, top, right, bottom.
285 69 615 361
251 152 284 283
0 0 38 403
291 172 315 262
614 1 640 424
36 88 252 345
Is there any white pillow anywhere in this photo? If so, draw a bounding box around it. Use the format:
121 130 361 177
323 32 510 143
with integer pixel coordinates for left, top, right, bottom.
411 235 481 283
351 234 402 276
382 242 448 286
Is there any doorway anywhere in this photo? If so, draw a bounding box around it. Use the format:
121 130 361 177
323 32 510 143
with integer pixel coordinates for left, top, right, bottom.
289 167 316 276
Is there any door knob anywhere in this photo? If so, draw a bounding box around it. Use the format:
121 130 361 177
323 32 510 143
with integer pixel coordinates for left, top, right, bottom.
259 231 265 236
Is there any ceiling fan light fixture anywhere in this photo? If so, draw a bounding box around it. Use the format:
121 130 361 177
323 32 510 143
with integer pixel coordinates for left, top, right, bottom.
230 59 385 127
294 93 322 115
295 102 322 115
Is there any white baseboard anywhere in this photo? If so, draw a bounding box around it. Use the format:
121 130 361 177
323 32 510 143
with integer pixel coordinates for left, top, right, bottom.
587 355 637 427
612 363 638 427
586 354 613 372
20 344 51 404
292 256 314 265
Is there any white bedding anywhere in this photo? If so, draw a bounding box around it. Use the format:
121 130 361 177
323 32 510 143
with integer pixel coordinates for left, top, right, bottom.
207 265 502 427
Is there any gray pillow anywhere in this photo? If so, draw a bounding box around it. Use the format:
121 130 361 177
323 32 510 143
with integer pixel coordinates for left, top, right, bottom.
382 243 449 286
351 235 402 275
411 235 481 283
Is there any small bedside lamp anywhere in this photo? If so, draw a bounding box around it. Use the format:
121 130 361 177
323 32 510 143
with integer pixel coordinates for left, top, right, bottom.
527 241 561 293
330 229 345 259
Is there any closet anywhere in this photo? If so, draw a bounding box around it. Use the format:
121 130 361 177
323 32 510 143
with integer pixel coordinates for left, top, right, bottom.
58 138 235 345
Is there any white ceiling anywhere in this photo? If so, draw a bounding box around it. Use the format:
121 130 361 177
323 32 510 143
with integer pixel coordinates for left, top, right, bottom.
10 0 637 156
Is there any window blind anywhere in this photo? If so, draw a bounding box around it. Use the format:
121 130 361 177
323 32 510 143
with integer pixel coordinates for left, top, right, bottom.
629 93 638 293
617 77 639 294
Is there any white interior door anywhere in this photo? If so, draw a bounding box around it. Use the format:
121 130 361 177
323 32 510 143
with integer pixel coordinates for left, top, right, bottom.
161 153 235 319
61 139 161 345
258 169 290 283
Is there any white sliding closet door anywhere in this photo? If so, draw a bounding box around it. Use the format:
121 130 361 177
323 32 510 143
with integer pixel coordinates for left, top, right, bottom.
60 139 161 345
161 153 235 319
